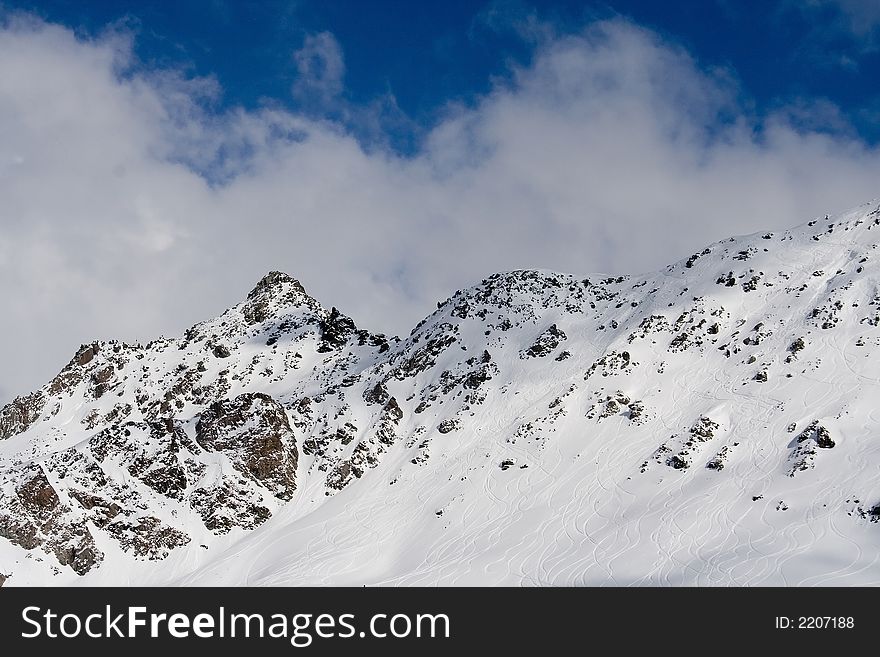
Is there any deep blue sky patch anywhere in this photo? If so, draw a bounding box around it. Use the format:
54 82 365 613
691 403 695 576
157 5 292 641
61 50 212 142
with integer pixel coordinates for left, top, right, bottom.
4 0 880 148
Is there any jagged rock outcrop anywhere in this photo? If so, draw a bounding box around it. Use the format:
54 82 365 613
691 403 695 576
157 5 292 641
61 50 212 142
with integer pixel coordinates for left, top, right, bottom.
0 391 46 440
196 393 297 500
0 464 102 575
317 307 357 352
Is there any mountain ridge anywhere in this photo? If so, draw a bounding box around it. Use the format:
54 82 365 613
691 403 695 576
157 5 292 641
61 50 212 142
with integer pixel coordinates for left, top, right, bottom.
2 201 880 586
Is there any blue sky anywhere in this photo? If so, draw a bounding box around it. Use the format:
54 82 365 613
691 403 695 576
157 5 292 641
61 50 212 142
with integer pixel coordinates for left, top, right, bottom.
3 1 880 401
7 0 880 149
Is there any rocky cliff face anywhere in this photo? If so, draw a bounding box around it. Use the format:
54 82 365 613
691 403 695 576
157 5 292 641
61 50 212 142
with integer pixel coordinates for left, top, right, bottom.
2 206 880 586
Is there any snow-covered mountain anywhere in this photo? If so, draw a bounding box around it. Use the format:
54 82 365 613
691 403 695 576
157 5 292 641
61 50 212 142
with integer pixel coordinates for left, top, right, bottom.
2 203 880 587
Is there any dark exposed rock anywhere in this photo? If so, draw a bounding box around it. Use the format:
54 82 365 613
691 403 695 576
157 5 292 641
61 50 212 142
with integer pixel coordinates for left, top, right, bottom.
742 275 761 292
437 419 460 434
451 300 470 318
68 490 122 527
705 444 729 471
383 397 403 424
75 343 100 367
0 391 47 440
317 307 357 352
363 382 390 405
325 397 403 491
0 465 103 575
337 422 357 445
522 324 567 358
0 508 40 550
690 417 719 441
650 418 718 471
89 420 191 500
601 399 620 418
585 351 633 378
789 421 834 476
48 342 105 395
463 364 494 390
669 333 689 350
392 330 457 379
91 365 114 385
105 516 190 559
303 422 358 457
213 344 231 359
795 421 835 449
370 333 391 353
628 401 644 422
196 392 298 500
325 460 352 491
716 272 736 287
685 247 711 269
815 426 835 449
140 463 189 500
90 364 116 399
51 532 103 576
16 467 60 513
190 484 272 534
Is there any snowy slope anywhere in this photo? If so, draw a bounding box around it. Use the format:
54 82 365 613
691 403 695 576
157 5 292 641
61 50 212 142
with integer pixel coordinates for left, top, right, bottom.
2 203 880 587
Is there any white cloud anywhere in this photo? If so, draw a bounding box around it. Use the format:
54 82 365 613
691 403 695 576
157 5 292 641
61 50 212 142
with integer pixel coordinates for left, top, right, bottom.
1 16 880 402
292 31 346 107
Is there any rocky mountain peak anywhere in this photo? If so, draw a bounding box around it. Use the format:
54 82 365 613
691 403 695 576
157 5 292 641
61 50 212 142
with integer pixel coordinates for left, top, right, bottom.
241 271 322 326
247 271 307 301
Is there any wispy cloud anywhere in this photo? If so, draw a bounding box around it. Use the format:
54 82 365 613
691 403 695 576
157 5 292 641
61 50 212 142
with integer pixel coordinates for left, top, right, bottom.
1 15 880 402
292 31 346 108
471 0 557 44
784 0 880 54
804 0 880 37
